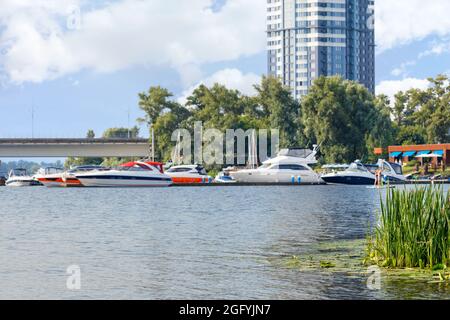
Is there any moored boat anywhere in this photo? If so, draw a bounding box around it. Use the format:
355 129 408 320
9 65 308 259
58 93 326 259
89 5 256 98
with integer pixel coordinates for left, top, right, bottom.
214 171 236 184
322 160 407 185
5 168 42 187
75 161 172 187
230 146 323 184
166 165 213 185
34 167 66 187
321 161 376 185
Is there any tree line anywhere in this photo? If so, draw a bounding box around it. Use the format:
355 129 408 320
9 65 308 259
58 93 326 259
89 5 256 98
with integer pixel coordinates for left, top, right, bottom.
64 74 449 168
137 74 449 165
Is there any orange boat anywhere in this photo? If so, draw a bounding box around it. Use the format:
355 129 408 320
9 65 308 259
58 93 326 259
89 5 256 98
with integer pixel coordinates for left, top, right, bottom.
165 165 213 185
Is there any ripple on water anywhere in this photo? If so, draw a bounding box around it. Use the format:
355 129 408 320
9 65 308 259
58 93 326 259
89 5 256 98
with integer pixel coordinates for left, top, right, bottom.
0 185 448 299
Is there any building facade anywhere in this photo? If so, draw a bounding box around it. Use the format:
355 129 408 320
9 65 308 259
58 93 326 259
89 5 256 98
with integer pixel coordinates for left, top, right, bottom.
267 0 375 100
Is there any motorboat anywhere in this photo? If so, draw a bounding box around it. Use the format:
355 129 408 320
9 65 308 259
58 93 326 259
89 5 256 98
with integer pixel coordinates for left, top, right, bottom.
214 171 236 183
34 167 66 187
62 165 109 187
367 159 407 183
75 161 172 187
230 146 323 184
321 161 376 185
165 165 213 184
322 159 406 185
5 168 42 187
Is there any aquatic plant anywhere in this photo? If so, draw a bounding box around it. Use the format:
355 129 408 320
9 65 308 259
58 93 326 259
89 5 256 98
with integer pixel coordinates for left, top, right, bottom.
367 186 450 269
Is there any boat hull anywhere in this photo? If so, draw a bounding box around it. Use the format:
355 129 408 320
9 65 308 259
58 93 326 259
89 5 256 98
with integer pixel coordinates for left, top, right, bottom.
231 171 321 184
322 175 375 185
6 179 41 187
170 177 213 185
37 177 66 188
76 174 172 187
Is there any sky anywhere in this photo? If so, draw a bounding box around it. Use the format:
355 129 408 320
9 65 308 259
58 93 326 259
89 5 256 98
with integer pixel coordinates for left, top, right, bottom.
0 0 450 140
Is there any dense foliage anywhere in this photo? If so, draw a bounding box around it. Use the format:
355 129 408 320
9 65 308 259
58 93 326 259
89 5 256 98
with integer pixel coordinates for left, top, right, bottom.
137 74 449 164
367 187 449 269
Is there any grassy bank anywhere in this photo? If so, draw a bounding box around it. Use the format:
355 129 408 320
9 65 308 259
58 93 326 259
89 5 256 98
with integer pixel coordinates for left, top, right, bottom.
367 186 449 270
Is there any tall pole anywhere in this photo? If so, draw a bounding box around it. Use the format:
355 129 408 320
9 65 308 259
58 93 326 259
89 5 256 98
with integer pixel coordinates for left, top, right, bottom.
127 107 130 139
31 105 34 139
151 125 155 162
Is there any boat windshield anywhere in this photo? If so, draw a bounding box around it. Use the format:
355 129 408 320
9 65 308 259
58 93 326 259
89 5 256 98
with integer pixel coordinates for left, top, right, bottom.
118 164 152 171
347 163 368 173
45 167 64 174
389 163 403 175
166 167 192 173
11 169 27 176
278 148 313 158
259 163 272 169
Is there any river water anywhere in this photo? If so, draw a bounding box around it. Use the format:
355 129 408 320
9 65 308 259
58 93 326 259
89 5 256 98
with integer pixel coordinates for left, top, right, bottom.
0 185 448 300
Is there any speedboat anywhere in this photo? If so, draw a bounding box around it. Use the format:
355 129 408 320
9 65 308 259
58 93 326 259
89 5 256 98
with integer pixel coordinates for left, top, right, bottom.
322 159 406 185
214 171 236 183
62 165 109 187
5 168 42 187
321 161 376 185
75 161 172 187
230 146 323 184
34 167 66 187
165 165 213 184
367 160 407 183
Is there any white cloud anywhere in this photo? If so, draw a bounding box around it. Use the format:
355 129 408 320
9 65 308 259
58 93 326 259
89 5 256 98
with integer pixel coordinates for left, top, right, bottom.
376 0 450 52
419 40 450 58
0 0 265 84
2 0 450 85
178 68 260 104
376 78 429 101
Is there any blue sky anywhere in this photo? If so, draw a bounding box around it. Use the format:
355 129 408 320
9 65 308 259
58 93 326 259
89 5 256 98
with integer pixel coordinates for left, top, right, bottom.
0 0 450 141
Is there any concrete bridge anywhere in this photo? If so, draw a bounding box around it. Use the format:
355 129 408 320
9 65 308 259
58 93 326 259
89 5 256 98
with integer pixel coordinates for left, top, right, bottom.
0 138 151 157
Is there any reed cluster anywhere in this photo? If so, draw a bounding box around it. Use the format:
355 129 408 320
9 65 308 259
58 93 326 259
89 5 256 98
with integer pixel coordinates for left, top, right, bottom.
367 186 450 269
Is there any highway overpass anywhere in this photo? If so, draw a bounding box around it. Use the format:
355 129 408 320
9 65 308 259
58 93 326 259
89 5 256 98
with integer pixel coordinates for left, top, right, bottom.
0 138 151 158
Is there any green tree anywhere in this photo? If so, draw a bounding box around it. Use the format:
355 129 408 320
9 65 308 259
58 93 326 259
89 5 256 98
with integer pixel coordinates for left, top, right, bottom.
138 86 191 161
301 76 381 163
254 76 300 147
86 129 95 139
366 94 396 161
102 126 139 139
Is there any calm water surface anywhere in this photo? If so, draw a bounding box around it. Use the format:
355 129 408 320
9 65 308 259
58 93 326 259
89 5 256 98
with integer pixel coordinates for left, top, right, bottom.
0 185 448 300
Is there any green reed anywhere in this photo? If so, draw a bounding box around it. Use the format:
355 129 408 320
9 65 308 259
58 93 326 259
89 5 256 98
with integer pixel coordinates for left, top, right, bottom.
367 186 450 269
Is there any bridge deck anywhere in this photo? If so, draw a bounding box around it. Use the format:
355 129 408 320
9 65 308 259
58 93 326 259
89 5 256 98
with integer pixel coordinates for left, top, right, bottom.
0 138 151 157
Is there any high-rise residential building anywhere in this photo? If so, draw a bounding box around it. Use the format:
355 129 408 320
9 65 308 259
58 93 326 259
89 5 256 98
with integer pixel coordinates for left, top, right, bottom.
267 0 375 100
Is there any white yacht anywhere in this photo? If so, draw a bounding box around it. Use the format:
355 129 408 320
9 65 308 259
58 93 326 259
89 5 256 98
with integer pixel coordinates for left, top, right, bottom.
34 167 66 188
166 165 213 184
75 161 172 187
230 147 323 184
6 168 41 187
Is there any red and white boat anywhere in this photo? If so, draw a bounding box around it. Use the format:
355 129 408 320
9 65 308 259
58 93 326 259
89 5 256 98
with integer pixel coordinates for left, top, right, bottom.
165 165 213 185
35 167 66 187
